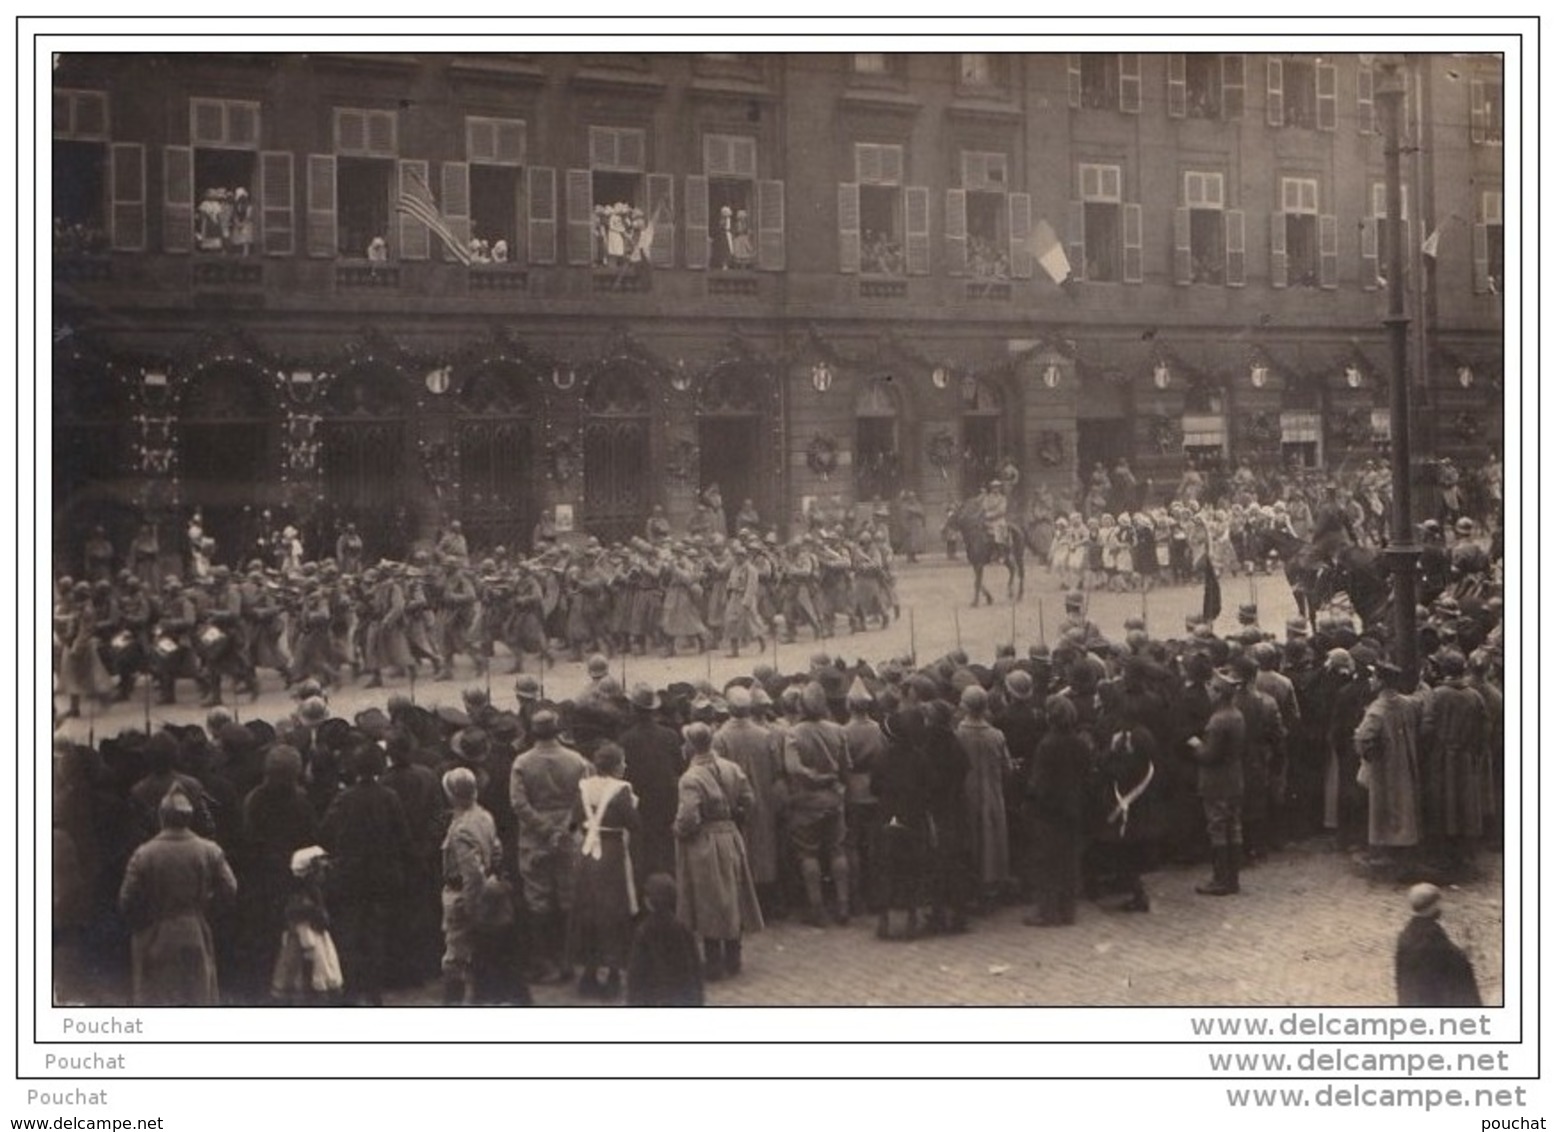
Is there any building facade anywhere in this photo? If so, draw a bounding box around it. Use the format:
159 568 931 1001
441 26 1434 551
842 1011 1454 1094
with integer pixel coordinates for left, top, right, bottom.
52 51 1504 570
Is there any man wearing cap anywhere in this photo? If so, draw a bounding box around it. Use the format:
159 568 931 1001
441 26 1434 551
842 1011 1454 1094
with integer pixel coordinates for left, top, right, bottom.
1061 592 1104 650
509 709 592 982
1395 883 1482 1005
1353 661 1424 869
1420 649 1489 878
618 684 685 891
118 784 238 1005
712 685 785 915
722 543 767 658
1188 666 1247 896
980 479 1010 550
782 682 853 926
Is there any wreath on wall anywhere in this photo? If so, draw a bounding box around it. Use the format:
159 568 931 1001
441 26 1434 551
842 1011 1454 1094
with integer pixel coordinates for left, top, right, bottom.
1034 430 1065 467
1148 416 1182 455
1337 409 1373 449
927 429 958 479
1451 413 1484 445
1245 412 1281 448
545 438 579 485
666 438 699 482
806 433 839 480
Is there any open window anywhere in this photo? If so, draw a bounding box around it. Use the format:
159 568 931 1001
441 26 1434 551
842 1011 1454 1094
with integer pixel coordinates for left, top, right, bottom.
1073 163 1132 283
1471 80 1503 146
463 116 526 262
180 98 260 255
1474 190 1503 295
1363 181 1410 290
841 142 914 276
1175 171 1226 285
52 89 110 254
1272 176 1332 289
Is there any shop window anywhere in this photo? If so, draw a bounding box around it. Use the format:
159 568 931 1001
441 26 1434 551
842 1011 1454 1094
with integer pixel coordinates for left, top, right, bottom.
1280 410 1322 469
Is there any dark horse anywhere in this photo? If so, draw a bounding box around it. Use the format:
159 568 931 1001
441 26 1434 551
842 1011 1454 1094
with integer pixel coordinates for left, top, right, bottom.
953 498 1025 606
1250 525 1392 633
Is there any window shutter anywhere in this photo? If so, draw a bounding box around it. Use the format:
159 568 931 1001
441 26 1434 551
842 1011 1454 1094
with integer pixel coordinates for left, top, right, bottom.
260 150 294 256
228 103 259 149
335 109 368 155
1067 54 1082 109
75 90 109 138
494 120 526 166
1266 58 1284 127
1269 212 1287 288
162 145 194 254
191 99 225 147
945 189 967 276
440 161 470 256
1318 213 1338 288
1357 65 1375 134
52 92 72 136
1119 53 1142 114
756 178 785 271
1173 206 1191 284
565 168 594 264
1316 63 1338 130
882 145 904 186
366 110 397 157
1067 200 1086 282
684 174 709 270
1123 202 1143 283
1222 54 1245 119
838 182 860 274
467 119 497 164
646 173 675 268
732 137 758 180
306 153 337 257
1167 54 1186 118
1361 215 1379 290
109 142 145 251
398 160 431 260
1008 192 1032 279
526 166 557 265
704 135 733 177
1224 209 1245 287
1471 222 1489 293
905 186 930 275
618 129 646 172
1470 80 1487 144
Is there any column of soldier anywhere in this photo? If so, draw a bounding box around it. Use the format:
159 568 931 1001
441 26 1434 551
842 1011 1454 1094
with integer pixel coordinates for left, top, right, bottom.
53 514 906 720
55 556 1502 1007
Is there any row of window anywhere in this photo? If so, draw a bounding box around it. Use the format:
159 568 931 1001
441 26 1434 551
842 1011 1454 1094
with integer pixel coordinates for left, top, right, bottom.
56 130 1503 297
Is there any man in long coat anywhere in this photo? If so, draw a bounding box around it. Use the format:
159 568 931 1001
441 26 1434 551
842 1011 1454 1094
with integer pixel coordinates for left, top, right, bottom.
118 785 238 1005
955 685 1014 908
618 685 685 892
1420 650 1489 877
1353 663 1425 864
712 686 785 914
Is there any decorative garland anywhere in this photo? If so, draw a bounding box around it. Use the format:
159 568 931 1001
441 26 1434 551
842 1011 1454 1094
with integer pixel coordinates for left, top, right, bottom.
545 438 580 485
666 438 699 482
807 433 840 480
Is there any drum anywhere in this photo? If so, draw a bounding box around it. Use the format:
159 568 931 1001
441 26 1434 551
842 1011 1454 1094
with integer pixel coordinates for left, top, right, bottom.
110 629 134 655
196 623 229 660
154 634 180 659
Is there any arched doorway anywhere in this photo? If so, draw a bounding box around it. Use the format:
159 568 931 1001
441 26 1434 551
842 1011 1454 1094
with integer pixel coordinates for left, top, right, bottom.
854 377 903 505
178 360 275 566
53 355 135 572
319 363 411 562
582 363 653 545
456 362 538 554
958 377 1005 497
696 363 773 536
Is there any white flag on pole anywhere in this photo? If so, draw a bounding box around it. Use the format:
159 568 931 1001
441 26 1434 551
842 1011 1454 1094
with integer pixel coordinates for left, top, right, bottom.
1028 218 1072 285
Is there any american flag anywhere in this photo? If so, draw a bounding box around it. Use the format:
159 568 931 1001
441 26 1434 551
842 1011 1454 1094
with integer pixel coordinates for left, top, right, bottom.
395 168 472 265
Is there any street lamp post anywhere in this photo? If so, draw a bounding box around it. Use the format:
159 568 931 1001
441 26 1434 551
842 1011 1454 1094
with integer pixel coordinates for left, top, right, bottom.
1376 57 1421 683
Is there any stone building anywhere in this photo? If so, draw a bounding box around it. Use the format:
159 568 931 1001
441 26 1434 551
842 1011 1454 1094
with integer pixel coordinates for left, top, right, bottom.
51 51 1504 570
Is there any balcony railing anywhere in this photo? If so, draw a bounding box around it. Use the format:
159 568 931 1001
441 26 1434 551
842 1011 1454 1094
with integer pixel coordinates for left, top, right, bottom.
336 263 400 290
192 259 263 287
468 266 529 294
859 277 908 299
